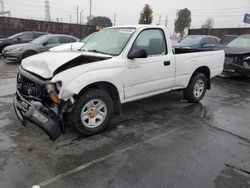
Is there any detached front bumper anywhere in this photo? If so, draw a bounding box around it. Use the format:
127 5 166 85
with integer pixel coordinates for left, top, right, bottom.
13 90 62 141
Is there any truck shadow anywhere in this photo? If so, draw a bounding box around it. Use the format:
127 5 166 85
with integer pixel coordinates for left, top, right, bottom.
66 92 207 144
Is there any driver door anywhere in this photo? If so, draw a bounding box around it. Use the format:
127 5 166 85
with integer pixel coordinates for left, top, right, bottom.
124 29 175 100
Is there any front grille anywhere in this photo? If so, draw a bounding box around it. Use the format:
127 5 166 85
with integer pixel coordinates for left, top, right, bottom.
17 72 42 97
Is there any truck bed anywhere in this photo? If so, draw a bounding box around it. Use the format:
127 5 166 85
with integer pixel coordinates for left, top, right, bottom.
173 50 225 90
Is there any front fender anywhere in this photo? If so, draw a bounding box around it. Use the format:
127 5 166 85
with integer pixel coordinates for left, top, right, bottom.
56 67 124 102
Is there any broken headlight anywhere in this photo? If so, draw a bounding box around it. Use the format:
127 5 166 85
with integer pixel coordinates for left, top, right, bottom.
45 81 62 104
54 81 62 93
46 81 62 94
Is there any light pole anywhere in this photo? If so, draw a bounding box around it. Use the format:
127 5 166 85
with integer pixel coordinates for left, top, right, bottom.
80 10 83 24
89 0 92 19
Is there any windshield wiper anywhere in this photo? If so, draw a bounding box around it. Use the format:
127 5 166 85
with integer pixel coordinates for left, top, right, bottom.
87 49 110 55
78 49 86 51
87 49 102 53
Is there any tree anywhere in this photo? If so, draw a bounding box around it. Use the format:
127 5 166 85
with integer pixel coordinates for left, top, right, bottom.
138 4 153 24
174 8 191 37
201 18 214 29
87 16 112 26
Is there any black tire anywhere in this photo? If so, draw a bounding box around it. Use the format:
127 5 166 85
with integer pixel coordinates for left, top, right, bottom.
23 51 37 59
183 73 208 103
69 89 114 136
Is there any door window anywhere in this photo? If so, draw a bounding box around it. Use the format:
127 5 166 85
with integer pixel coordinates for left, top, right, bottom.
211 38 219 45
47 37 59 44
34 32 46 39
59 36 77 43
18 32 33 41
131 29 167 56
202 37 211 45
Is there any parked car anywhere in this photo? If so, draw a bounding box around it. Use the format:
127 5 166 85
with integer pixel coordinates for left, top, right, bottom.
0 31 48 54
220 34 250 77
50 32 96 52
173 35 220 50
219 35 238 45
2 34 79 62
13 25 224 140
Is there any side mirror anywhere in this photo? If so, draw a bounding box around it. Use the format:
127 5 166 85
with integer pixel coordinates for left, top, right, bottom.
16 37 21 41
128 49 148 59
42 42 48 46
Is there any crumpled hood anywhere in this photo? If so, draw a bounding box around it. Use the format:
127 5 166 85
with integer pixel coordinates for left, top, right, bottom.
21 51 112 79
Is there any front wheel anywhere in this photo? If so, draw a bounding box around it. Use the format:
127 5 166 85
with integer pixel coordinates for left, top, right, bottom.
183 73 208 103
69 89 114 136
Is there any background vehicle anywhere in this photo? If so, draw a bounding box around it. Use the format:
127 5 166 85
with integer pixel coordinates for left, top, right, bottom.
219 35 238 45
2 34 79 62
173 35 220 50
13 25 224 140
0 31 47 54
50 32 96 52
220 34 250 77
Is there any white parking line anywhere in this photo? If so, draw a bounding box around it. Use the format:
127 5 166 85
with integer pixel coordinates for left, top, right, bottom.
36 126 183 187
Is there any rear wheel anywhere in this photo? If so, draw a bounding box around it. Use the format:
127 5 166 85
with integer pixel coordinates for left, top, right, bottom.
69 89 114 136
183 73 208 103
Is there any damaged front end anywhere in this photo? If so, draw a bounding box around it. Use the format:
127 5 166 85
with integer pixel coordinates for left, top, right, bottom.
223 54 250 77
13 67 72 141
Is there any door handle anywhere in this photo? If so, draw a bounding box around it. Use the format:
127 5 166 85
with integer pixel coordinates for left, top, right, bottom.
164 61 171 66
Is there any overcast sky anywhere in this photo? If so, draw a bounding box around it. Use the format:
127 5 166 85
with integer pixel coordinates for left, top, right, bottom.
3 0 250 34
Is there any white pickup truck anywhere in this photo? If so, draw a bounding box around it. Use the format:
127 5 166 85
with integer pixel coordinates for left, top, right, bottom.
14 25 224 140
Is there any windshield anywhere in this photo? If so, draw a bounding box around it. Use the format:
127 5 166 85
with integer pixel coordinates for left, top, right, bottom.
180 36 203 45
81 28 135 56
227 36 250 48
30 35 49 44
81 32 96 43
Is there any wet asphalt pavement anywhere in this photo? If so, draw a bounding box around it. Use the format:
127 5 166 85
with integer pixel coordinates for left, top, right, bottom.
0 57 250 188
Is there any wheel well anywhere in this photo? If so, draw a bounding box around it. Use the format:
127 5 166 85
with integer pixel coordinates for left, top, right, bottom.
78 82 122 115
24 50 37 54
23 50 37 59
0 44 10 52
192 66 211 89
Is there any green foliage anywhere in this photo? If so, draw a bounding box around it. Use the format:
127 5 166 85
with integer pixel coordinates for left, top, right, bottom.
174 8 191 36
139 4 153 24
87 16 112 26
